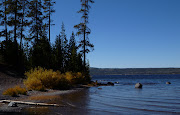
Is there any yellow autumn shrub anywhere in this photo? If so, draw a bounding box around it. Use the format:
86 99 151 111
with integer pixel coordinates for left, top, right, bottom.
3 85 27 97
3 88 17 97
24 67 70 90
24 67 88 91
14 85 27 95
64 72 73 82
24 77 44 91
64 72 87 85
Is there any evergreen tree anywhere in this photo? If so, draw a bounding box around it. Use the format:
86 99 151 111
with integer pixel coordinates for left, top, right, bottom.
0 0 4 39
27 0 45 41
74 0 94 72
52 34 63 71
43 0 55 41
60 22 68 72
0 0 8 41
2 0 21 67
67 32 78 72
0 0 12 65
76 53 84 72
30 37 52 69
15 0 31 72
18 0 29 49
6 0 22 43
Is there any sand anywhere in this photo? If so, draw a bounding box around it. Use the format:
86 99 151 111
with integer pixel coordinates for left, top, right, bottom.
0 71 85 114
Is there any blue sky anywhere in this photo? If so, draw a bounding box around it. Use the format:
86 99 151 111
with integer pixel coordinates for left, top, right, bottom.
51 0 180 68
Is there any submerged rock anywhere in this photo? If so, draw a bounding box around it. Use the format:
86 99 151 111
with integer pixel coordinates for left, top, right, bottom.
107 82 114 86
166 82 171 84
135 83 143 88
8 102 17 107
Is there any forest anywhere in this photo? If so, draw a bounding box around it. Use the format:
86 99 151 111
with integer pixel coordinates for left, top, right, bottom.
90 68 180 75
0 0 94 79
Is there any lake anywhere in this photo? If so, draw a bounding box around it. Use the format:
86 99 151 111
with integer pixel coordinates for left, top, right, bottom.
24 74 180 115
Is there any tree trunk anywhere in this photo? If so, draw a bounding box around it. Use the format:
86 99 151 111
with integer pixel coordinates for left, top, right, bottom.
83 25 86 71
49 4 50 41
36 0 38 40
20 14 24 50
14 0 17 42
4 0 8 41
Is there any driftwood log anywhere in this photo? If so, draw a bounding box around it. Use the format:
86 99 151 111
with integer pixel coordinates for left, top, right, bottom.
0 100 61 107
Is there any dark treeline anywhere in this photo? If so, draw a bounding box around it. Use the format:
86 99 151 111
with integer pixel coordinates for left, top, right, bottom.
0 0 93 77
90 68 180 75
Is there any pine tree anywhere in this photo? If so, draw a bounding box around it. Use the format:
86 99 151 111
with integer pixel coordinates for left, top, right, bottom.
18 0 29 49
6 0 22 43
27 0 45 41
43 0 55 41
68 32 78 72
76 53 84 72
30 37 52 69
14 0 31 72
3 0 22 67
60 22 68 72
0 0 4 38
52 34 63 71
74 0 94 72
0 0 8 41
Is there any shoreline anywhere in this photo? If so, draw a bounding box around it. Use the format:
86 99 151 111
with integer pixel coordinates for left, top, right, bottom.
0 71 88 113
1 73 180 114
0 87 86 113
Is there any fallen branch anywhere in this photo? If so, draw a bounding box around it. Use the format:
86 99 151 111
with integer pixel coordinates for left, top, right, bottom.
0 100 62 107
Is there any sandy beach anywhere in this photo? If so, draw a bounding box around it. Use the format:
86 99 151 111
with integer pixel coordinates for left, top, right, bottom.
0 71 87 114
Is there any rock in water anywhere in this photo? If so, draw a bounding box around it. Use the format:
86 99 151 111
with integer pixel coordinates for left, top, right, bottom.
135 83 143 88
115 82 119 84
8 102 17 107
107 82 114 86
166 82 171 84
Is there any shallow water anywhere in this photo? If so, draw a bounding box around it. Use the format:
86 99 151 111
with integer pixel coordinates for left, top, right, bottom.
88 75 180 115
24 74 180 115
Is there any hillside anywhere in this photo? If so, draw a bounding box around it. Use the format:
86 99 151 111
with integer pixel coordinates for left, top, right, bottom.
90 68 180 75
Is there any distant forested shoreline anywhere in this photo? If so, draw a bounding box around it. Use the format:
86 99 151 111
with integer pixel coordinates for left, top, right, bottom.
90 68 180 75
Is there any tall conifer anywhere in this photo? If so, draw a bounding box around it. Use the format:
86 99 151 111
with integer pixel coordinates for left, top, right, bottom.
60 22 68 71
68 32 78 72
53 34 63 71
74 0 94 71
27 0 44 41
0 0 8 41
43 0 55 41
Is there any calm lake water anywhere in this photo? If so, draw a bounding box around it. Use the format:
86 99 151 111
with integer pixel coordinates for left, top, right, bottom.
24 74 180 115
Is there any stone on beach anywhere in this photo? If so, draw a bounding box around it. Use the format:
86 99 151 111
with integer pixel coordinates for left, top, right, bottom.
135 83 143 88
8 102 17 107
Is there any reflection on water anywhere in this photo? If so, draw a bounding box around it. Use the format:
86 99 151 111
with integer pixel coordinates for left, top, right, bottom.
23 89 91 115
24 107 50 115
50 88 90 114
23 75 180 115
